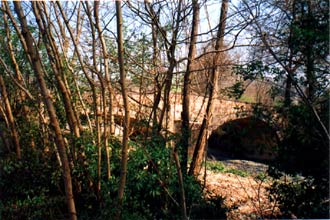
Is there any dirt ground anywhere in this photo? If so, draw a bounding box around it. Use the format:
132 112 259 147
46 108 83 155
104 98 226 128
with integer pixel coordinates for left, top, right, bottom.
199 159 281 219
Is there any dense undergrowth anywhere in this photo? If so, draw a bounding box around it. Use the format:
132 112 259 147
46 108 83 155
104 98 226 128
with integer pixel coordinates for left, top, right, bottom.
0 133 227 219
267 102 330 219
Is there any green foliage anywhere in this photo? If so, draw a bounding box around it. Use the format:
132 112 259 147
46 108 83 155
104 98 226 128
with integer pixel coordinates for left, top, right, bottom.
223 81 245 100
238 94 255 103
269 174 329 218
224 168 248 177
267 100 329 218
206 160 249 177
233 61 284 81
290 0 329 59
272 103 329 180
254 172 269 182
101 135 200 219
206 160 225 172
94 134 227 219
189 195 227 219
17 120 41 150
0 151 66 220
1 125 227 219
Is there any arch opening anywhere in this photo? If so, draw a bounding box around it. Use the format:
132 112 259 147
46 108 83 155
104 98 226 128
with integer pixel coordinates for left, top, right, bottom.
207 117 279 163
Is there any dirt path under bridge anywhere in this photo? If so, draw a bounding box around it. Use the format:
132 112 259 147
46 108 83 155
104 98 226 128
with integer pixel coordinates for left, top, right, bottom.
198 157 281 219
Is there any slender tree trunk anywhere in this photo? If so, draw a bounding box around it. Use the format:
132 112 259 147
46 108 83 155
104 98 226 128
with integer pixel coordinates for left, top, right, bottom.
173 150 188 220
13 2 77 219
0 75 21 159
116 1 130 218
52 2 91 135
305 49 316 102
284 1 297 108
94 1 113 180
181 0 199 174
56 1 102 196
145 2 163 134
82 1 104 198
189 0 228 176
33 2 81 141
304 0 316 103
73 75 93 133
2 2 31 64
284 49 293 107
157 1 182 134
284 73 292 107
2 5 29 118
0 128 11 153
0 105 11 153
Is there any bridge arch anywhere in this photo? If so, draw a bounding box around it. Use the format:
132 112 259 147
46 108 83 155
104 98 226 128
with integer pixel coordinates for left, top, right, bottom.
207 116 279 162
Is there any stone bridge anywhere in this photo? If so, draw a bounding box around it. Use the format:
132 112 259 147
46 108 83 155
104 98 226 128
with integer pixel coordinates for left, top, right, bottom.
171 94 253 148
112 92 254 145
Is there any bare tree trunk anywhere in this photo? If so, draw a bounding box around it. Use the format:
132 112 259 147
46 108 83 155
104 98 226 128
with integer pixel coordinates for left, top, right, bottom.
0 75 21 159
172 150 188 220
189 0 228 176
2 2 30 64
115 1 131 218
284 71 292 107
13 2 77 219
82 0 104 199
157 1 182 135
0 128 11 153
94 1 113 180
181 0 199 174
33 1 81 143
2 5 29 118
56 1 102 196
144 2 164 134
52 2 92 134
0 105 11 153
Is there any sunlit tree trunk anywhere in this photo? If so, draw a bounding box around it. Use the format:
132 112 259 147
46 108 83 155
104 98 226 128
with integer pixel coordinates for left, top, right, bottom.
13 2 77 219
2 6 29 119
52 2 93 134
82 0 104 199
116 1 130 218
158 1 183 137
33 2 81 156
0 75 21 159
94 1 113 180
189 0 228 176
143 1 163 133
151 25 161 132
181 0 199 174
56 1 102 195
172 150 187 220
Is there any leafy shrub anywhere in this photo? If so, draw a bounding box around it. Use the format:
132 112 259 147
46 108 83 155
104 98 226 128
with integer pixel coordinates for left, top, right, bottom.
224 168 248 177
0 152 67 220
189 195 227 219
206 161 225 172
269 173 329 218
1 130 227 219
98 133 227 219
268 101 329 218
